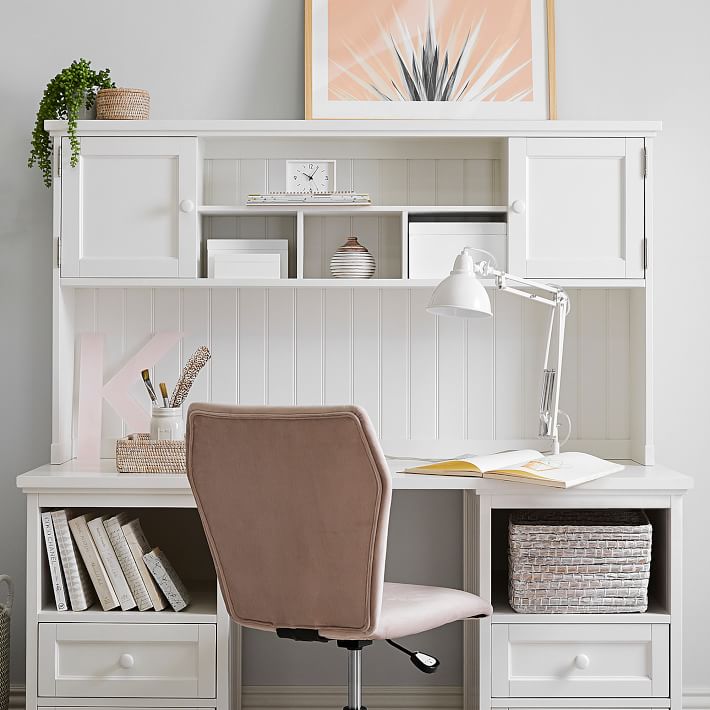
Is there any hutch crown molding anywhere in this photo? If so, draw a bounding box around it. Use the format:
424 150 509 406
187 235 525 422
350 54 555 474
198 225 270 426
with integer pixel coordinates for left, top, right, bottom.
17 119 692 710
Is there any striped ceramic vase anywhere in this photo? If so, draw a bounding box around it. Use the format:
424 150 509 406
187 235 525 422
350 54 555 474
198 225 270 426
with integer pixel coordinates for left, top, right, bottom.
330 237 376 278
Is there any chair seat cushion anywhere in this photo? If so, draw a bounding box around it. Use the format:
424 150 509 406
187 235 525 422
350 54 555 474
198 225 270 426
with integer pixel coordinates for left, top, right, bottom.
325 582 492 640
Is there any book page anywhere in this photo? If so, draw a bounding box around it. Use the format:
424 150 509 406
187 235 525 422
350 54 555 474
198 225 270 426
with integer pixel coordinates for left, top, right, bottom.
403 449 543 475
469 449 543 473
484 452 624 488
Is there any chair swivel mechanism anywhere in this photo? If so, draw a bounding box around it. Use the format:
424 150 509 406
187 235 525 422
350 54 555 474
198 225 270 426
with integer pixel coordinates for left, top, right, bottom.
186 404 491 710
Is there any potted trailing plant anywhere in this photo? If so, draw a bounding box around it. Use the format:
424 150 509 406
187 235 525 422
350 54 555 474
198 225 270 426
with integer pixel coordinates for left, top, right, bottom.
28 58 114 188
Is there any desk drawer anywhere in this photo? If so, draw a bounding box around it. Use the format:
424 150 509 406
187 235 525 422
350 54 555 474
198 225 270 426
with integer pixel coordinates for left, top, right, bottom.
492 623 669 698
38 623 216 698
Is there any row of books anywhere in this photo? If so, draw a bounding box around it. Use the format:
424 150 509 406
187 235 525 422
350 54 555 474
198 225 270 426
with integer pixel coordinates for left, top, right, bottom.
42 510 191 612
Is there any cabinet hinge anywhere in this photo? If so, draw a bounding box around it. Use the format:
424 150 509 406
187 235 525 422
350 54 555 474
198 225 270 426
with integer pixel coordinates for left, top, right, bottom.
56 237 61 269
643 238 648 271
643 146 648 179
56 142 61 178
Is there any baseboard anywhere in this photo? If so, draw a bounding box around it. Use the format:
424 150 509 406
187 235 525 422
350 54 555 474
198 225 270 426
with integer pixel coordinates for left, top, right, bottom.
9 685 25 710
8 684 710 710
241 685 462 709
684 688 710 710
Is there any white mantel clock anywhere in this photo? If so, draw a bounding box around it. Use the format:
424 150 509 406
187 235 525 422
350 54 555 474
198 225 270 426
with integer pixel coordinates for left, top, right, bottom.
286 159 336 193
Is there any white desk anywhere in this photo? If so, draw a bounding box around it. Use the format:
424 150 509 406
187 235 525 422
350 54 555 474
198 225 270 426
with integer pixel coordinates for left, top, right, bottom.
17 460 692 710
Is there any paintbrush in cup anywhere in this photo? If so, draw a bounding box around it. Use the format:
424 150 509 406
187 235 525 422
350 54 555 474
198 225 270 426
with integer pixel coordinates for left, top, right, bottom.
159 382 170 408
141 369 158 405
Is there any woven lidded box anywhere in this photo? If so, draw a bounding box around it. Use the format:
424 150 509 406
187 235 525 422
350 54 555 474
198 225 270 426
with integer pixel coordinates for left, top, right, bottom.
116 433 185 474
508 509 652 613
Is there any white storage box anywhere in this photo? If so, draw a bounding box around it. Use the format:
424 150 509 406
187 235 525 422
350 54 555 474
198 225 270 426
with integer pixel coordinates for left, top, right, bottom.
207 239 288 279
408 222 507 279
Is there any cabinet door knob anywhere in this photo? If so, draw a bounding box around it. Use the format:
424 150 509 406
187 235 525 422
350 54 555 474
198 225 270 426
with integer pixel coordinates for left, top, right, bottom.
511 200 526 214
574 654 590 670
119 653 135 669
180 199 195 213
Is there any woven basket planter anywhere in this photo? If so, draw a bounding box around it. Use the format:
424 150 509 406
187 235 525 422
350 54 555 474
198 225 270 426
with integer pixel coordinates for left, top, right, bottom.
508 510 652 614
96 88 150 120
116 433 185 473
0 576 12 710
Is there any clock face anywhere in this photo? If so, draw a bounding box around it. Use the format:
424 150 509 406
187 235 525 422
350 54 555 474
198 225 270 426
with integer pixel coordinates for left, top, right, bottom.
286 160 335 193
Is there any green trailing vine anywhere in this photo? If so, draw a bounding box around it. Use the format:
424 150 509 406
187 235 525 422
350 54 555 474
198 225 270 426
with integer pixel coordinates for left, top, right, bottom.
28 59 114 188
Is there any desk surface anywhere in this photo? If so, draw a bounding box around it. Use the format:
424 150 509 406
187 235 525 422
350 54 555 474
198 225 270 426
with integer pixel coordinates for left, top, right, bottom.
16 457 693 494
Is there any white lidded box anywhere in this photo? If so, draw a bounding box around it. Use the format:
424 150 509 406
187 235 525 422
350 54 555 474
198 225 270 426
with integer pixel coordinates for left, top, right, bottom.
408 221 507 279
207 239 288 279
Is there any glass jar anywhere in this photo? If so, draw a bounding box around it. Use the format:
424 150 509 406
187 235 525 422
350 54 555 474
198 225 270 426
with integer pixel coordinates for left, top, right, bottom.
150 407 184 441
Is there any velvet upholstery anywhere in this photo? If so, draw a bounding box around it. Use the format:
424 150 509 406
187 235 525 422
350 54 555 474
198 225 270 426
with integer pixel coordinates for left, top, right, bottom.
186 404 491 641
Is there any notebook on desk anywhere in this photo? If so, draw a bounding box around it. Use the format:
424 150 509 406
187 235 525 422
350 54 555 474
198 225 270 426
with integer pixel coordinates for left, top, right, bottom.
402 450 624 489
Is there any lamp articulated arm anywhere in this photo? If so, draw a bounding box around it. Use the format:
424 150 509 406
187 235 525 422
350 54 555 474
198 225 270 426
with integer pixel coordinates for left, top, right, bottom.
473 259 570 456
427 248 571 456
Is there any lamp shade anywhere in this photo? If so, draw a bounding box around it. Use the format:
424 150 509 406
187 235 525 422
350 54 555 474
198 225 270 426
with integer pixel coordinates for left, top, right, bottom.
426 249 492 319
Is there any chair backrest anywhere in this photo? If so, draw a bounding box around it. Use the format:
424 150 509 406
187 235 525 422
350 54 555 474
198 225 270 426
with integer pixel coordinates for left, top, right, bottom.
186 404 392 638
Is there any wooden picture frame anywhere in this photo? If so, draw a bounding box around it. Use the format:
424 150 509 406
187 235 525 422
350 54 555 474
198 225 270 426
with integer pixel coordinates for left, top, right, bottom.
305 0 557 120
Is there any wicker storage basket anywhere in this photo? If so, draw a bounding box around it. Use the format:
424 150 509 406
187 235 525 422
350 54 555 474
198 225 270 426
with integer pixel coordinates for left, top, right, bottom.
96 88 150 120
116 433 185 473
508 510 652 613
0 576 13 710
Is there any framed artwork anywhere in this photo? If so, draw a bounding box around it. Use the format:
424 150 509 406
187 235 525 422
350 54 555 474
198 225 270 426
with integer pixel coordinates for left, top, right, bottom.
305 0 556 120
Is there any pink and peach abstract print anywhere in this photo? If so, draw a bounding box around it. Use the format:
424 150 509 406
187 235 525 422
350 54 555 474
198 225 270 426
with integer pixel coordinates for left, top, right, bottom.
327 0 534 104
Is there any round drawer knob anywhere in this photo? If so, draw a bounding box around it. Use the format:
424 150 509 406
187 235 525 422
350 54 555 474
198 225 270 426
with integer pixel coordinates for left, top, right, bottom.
511 199 526 214
118 653 135 669
180 199 195 213
574 654 590 670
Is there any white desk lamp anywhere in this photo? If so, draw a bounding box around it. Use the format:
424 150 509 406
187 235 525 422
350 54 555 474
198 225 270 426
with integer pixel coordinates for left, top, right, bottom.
427 249 571 455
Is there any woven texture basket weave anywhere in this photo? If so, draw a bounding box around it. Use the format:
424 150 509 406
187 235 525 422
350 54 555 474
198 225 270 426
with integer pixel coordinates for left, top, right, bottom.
116 434 185 473
96 88 150 120
508 510 652 613
0 576 13 710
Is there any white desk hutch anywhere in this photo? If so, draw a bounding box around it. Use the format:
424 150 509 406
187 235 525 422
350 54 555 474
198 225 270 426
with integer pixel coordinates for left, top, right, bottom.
17 120 692 710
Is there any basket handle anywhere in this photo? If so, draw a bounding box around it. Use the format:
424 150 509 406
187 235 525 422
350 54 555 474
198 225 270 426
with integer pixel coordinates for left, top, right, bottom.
0 575 14 614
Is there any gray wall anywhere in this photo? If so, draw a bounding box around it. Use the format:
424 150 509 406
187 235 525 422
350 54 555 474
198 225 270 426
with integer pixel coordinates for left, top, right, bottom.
1 0 708 693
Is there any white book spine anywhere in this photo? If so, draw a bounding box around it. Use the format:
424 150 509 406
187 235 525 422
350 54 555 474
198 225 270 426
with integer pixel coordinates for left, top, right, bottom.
88 516 136 611
51 510 95 611
143 548 191 612
41 512 67 611
122 520 167 612
68 515 119 611
104 514 152 611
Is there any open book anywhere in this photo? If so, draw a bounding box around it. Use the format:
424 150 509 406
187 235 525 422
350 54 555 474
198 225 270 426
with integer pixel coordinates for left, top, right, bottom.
403 450 624 489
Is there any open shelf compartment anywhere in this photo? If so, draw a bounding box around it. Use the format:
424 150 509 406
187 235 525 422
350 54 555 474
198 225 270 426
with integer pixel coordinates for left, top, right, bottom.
488 507 670 624
38 506 217 621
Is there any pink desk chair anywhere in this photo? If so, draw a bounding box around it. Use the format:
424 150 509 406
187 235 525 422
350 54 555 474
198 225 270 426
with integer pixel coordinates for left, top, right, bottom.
186 404 491 710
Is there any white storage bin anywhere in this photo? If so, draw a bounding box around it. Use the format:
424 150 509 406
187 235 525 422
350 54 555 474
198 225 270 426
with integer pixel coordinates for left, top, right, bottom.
206 240 288 279
408 221 507 279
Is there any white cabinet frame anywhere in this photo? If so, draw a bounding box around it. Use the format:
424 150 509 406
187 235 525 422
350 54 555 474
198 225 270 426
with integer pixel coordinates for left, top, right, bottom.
61 137 199 278
508 137 645 279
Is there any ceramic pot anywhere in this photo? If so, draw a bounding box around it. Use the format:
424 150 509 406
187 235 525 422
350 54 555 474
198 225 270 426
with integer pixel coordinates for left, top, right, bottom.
330 237 376 278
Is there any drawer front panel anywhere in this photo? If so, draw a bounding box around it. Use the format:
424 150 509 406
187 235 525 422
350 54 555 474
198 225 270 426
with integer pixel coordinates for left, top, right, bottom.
38 623 216 699
492 623 669 698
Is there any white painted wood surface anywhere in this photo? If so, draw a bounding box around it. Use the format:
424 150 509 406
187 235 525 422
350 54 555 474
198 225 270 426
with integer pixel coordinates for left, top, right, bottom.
508 138 645 279
38 623 216 698
65 286 643 459
491 624 669 698
44 119 662 138
61 138 198 278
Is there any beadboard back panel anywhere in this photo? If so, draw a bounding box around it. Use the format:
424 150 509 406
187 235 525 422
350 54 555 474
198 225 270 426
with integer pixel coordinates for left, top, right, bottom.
71 287 634 459
202 138 505 206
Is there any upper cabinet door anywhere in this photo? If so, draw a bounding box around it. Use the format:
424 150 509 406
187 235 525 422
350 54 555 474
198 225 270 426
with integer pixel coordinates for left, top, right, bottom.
508 137 645 279
61 137 198 277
